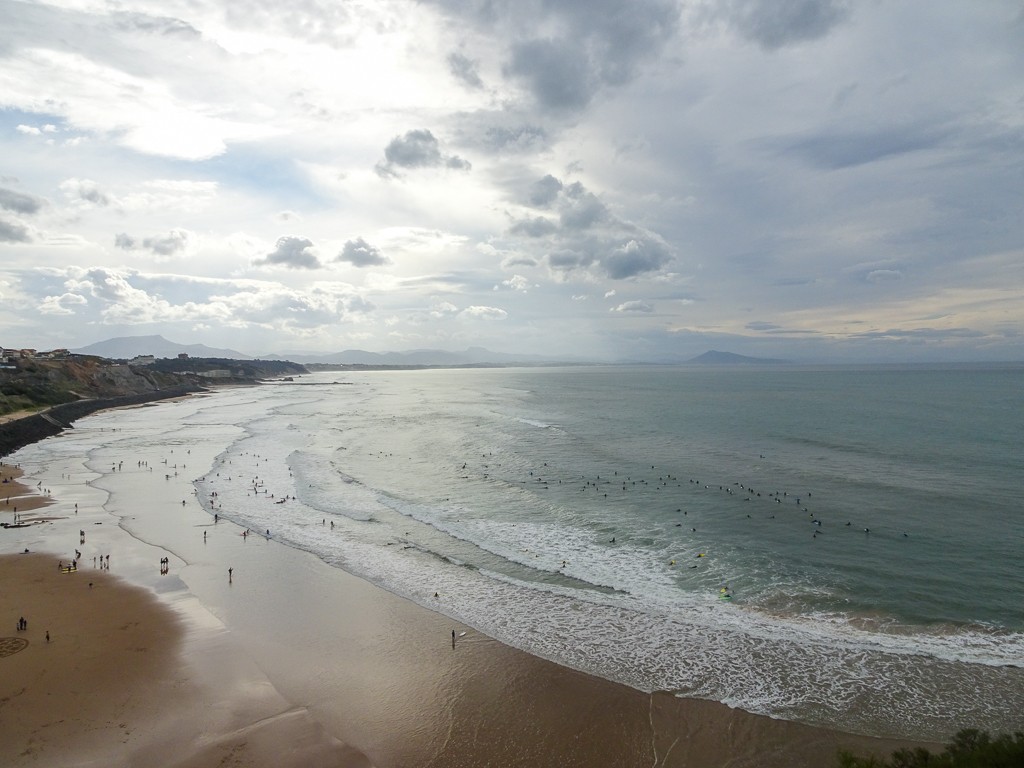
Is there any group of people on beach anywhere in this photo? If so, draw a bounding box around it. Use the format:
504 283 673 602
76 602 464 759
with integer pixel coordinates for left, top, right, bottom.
13 615 48 641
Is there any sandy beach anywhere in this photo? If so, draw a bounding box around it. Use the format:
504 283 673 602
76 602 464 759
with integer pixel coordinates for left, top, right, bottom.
2 463 52 517
0 433 936 767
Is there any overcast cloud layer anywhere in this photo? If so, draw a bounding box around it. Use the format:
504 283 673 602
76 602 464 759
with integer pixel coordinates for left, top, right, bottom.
1 0 1022 362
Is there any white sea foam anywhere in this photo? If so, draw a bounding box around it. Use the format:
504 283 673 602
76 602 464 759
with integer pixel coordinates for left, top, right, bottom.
11 369 1024 740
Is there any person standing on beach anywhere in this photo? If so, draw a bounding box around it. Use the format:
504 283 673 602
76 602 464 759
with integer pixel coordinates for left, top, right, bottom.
228 567 233 583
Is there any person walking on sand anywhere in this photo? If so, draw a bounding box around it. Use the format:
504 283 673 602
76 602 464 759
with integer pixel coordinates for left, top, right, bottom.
228 567 233 583
45 631 50 642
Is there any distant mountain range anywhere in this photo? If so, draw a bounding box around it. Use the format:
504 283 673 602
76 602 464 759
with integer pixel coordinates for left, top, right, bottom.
71 336 788 367
72 335 581 366
73 335 253 360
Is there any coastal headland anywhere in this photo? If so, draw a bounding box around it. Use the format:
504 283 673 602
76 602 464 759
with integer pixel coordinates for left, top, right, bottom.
0 395 938 767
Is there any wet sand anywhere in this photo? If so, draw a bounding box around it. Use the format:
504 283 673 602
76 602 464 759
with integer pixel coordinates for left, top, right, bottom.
0 440 937 767
1 463 52 516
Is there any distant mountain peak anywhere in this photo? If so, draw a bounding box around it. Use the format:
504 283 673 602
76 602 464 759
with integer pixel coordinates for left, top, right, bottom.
72 335 252 360
688 350 789 365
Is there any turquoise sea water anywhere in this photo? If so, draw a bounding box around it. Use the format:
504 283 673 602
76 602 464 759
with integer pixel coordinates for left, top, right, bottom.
13 364 1024 739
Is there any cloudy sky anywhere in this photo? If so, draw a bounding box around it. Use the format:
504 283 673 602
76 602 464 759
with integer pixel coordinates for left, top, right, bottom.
1 0 1022 362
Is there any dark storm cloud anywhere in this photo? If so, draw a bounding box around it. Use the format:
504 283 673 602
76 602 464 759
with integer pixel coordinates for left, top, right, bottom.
528 174 563 207
256 236 321 269
544 235 673 279
384 129 443 167
426 0 679 112
709 0 852 50
0 187 44 214
0 218 31 242
508 174 674 280
559 183 609 230
448 51 484 88
375 129 470 177
337 237 389 267
505 39 594 111
603 238 673 279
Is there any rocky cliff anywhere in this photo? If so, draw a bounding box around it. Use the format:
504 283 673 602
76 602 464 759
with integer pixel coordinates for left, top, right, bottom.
0 354 307 457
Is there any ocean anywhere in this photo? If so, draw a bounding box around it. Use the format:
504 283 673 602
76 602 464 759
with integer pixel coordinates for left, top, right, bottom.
11 364 1024 740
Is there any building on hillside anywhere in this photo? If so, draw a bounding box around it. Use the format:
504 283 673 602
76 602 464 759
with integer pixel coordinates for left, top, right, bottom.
130 355 156 366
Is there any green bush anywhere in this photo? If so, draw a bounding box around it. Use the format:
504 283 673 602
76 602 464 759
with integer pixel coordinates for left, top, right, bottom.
839 730 1024 767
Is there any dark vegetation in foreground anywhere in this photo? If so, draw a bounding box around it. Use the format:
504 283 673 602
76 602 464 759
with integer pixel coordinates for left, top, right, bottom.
839 730 1024 768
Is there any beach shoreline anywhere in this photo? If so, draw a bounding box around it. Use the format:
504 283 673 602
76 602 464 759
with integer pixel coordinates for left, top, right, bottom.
0 397 940 767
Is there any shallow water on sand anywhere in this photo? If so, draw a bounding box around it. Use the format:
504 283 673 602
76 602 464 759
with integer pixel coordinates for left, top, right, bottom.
11 365 1024 739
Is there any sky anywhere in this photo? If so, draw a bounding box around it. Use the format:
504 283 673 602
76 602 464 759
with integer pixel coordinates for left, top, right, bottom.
1 0 1022 363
